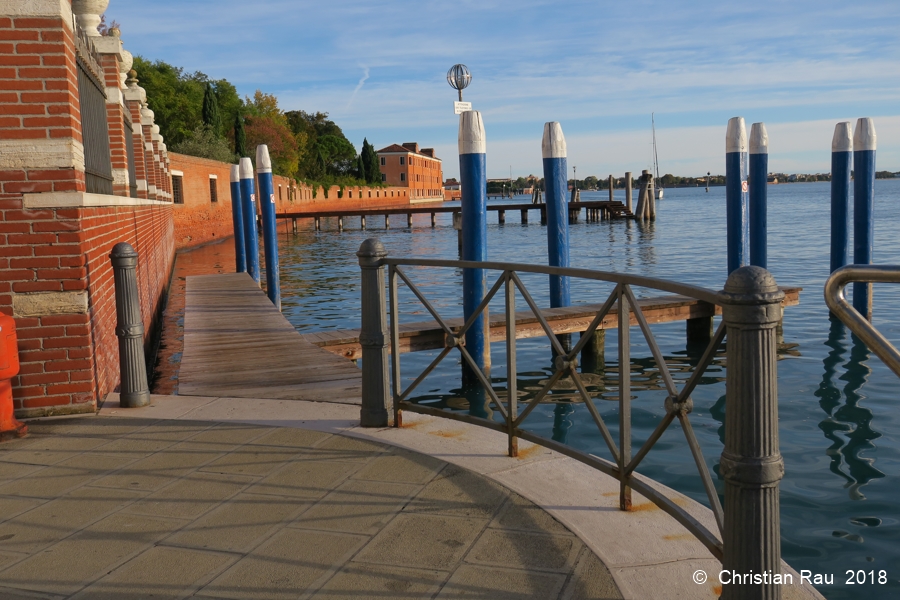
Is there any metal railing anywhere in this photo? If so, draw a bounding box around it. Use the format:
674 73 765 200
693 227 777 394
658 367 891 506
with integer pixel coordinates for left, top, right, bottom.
825 265 900 378
358 239 787 599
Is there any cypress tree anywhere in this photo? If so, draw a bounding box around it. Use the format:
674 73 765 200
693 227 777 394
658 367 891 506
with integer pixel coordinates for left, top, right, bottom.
357 154 366 181
234 114 247 158
362 138 381 184
201 83 222 137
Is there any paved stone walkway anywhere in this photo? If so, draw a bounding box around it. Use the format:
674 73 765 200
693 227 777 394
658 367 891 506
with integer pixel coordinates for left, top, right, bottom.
0 417 622 599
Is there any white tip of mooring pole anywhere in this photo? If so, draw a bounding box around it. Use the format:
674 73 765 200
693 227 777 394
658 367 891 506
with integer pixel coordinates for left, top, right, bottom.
832 122 853 152
726 117 747 153
749 123 768 155
541 122 567 158
853 118 876 151
458 111 486 155
230 164 240 183
239 157 254 180
256 145 272 173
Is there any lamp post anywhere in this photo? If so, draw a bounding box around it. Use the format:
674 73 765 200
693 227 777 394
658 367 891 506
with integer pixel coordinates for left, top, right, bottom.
447 64 471 102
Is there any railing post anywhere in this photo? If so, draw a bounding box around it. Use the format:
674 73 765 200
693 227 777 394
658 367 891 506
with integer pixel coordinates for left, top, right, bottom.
357 238 391 427
718 266 785 600
110 242 150 408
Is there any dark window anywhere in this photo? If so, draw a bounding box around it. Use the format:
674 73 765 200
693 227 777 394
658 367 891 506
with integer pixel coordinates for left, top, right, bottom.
172 175 184 204
380 156 385 166
209 177 218 202
400 157 405 165
400 173 406 182
381 173 386 182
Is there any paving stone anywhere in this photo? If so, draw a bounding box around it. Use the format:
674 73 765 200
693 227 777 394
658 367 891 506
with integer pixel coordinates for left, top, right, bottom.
164 493 306 553
124 471 255 520
311 563 447 598
198 529 366 600
313 435 386 460
0 461 42 483
434 564 567 600
96 421 212 455
0 585 66 599
354 513 487 570
249 427 332 449
23 417 152 437
71 546 235 599
198 446 301 477
92 442 226 492
0 434 110 466
0 496 45 524
0 454 133 498
466 528 580 572
251 458 358 499
0 512 180 596
292 479 419 534
403 464 508 519
188 424 273 446
351 449 444 485
494 492 572 535
0 486 144 553
560 546 623 600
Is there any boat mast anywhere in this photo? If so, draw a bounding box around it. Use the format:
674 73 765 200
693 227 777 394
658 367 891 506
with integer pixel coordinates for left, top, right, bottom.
652 113 663 193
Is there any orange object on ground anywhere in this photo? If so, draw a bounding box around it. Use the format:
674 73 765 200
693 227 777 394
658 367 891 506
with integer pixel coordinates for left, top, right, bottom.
0 314 27 441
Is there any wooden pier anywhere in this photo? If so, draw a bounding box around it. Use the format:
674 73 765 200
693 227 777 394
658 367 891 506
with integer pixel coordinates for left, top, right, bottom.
278 200 633 231
177 273 362 403
304 288 802 361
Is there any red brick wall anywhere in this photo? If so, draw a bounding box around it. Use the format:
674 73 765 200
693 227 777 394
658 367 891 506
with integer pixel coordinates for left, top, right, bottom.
169 153 234 250
0 13 86 194
1 198 174 417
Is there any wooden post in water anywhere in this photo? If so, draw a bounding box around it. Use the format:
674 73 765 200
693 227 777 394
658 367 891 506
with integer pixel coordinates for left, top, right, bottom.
608 175 614 203
625 172 633 214
749 123 768 268
431 213 436 228
852 118 876 321
338 216 343 232
459 110 491 381
315 216 320 231
648 176 656 220
229 165 247 273
521 209 528 224
357 238 391 427
830 122 852 274
407 213 413 228
291 218 297 233
498 209 505 224
239 158 261 285
725 117 749 274
361 215 367 229
541 122 571 351
256 145 281 309
385 214 390 229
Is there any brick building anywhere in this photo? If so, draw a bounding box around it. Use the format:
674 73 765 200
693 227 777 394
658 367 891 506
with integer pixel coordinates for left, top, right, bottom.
377 143 444 203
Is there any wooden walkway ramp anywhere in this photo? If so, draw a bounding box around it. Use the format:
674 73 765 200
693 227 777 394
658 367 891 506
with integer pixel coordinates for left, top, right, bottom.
178 273 362 404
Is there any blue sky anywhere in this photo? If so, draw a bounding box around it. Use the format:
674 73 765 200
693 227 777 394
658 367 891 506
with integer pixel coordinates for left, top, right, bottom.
110 0 900 179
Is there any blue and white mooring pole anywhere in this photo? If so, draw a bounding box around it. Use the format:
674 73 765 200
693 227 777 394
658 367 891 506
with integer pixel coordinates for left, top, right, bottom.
830 122 852 274
542 122 571 310
853 117 876 320
725 117 749 275
749 122 768 269
256 145 281 310
229 164 247 273
239 157 261 285
458 110 490 379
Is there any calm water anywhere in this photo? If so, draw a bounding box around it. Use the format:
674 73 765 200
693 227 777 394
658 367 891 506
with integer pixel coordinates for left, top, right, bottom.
270 180 900 599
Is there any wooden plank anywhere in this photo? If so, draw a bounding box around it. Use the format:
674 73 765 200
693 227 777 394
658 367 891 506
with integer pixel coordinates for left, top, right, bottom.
178 272 362 404
304 287 803 360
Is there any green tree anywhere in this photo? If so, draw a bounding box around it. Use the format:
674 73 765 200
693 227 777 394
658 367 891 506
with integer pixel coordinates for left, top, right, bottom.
244 115 299 179
233 114 247 158
201 82 222 137
132 56 242 146
361 138 381 184
356 154 366 180
171 125 237 163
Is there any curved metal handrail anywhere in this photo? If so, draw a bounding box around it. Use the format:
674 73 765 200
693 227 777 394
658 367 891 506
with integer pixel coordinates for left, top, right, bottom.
383 257 727 557
824 264 900 378
381 257 720 304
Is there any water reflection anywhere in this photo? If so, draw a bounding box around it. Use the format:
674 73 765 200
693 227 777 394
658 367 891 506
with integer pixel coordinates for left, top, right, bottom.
816 318 885 500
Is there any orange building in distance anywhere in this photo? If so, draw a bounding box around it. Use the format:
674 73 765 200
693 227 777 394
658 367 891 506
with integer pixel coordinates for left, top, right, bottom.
377 143 444 203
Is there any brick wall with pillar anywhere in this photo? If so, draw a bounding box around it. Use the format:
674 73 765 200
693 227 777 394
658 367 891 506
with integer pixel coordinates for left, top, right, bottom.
0 0 177 417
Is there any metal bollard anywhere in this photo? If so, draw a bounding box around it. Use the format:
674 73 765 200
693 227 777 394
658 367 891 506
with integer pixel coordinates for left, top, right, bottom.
718 266 784 600
357 238 390 427
110 242 151 408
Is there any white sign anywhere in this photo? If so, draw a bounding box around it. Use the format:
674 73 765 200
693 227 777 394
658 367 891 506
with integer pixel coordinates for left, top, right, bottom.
454 101 472 115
